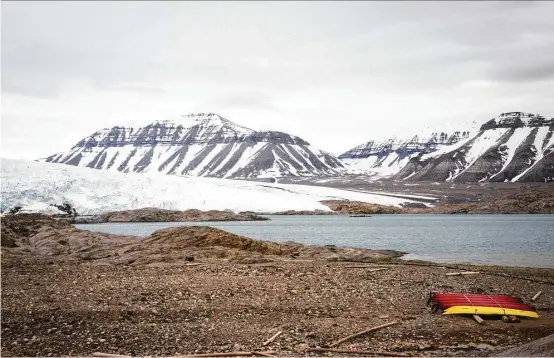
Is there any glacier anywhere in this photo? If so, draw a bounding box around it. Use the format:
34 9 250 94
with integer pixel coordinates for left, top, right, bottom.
1 159 425 215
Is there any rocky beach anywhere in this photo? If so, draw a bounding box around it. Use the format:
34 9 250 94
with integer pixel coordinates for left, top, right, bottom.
2 214 553 357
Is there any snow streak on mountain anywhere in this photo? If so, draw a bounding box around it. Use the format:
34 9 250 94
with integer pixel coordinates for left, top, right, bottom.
395 112 554 182
43 113 344 179
340 112 554 182
339 131 471 177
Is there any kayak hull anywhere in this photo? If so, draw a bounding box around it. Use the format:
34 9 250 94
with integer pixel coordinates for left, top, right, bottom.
443 306 539 319
430 293 536 312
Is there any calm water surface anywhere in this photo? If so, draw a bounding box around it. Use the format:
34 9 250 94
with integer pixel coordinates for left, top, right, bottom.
77 215 554 268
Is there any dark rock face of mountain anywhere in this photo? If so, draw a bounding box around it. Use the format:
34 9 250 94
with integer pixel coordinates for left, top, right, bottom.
339 131 470 160
479 112 554 130
338 131 471 176
340 112 554 182
43 113 344 178
392 112 554 182
42 111 554 182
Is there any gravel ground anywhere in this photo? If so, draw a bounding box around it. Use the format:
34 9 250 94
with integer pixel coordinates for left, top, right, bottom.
2 255 553 357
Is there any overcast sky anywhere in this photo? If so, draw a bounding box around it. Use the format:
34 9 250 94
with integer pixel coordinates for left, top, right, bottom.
2 1 554 159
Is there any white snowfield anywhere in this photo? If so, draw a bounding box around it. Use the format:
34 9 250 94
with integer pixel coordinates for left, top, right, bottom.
0 159 426 215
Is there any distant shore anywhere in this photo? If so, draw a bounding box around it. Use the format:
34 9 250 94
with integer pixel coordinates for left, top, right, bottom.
33 187 554 226
67 208 269 224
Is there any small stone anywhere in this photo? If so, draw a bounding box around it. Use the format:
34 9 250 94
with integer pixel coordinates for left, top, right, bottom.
294 343 310 352
233 343 243 351
476 343 495 350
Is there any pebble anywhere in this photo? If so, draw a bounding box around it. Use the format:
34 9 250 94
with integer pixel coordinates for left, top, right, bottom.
294 343 310 352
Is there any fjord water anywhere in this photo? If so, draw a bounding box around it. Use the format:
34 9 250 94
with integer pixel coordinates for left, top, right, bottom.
77 215 554 268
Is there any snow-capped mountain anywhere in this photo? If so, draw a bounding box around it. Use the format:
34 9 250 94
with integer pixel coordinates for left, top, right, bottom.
1 159 423 215
43 113 344 179
340 112 554 182
394 112 554 182
339 131 471 177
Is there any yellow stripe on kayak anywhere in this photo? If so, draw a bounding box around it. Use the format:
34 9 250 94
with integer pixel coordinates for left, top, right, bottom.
443 306 539 319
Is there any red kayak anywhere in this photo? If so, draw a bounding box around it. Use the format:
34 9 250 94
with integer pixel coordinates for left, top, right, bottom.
429 293 536 312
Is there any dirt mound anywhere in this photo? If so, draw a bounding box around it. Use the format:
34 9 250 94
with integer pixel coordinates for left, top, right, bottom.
1 213 72 247
472 189 554 214
497 333 554 356
321 200 401 214
407 188 554 214
1 214 136 258
146 226 287 255
98 208 268 223
94 226 293 266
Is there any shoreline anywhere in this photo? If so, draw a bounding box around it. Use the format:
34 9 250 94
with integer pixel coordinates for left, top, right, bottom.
4 186 553 220
73 215 554 270
1 214 553 356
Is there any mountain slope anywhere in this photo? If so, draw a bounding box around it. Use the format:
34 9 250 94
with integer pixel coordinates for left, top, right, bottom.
393 112 554 182
339 131 471 177
43 113 344 179
1 159 425 215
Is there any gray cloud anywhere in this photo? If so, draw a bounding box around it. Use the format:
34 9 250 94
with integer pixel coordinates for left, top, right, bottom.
1 1 553 157
208 92 279 112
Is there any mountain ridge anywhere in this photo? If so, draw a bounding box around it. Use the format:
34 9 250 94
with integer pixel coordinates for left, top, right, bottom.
43 113 344 179
339 112 554 182
41 111 554 182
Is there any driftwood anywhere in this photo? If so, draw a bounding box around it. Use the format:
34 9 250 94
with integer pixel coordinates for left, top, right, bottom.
445 271 480 276
531 291 543 302
473 315 484 324
329 321 399 347
262 330 282 346
309 348 407 357
344 266 388 271
177 352 277 357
